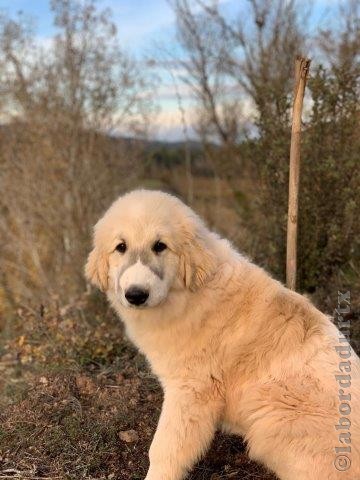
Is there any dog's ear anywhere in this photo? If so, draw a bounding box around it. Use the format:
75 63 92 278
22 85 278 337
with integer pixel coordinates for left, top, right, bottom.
179 219 217 291
85 246 109 292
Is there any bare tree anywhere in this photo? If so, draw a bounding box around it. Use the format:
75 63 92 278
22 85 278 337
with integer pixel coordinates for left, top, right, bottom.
209 0 307 134
171 0 307 144
0 0 153 304
171 0 243 145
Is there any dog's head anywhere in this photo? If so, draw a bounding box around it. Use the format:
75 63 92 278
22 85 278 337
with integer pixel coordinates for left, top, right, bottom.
85 190 217 308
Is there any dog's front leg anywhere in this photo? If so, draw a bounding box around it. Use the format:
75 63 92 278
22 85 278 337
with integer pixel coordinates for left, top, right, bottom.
145 385 221 480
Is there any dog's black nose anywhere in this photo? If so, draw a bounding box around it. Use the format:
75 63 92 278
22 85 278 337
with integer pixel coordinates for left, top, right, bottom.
125 287 149 306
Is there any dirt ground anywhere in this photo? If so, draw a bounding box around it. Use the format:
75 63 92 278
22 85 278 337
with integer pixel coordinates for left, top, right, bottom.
0 293 279 479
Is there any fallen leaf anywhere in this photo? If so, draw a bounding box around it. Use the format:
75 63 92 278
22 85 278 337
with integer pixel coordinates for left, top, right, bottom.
119 429 139 443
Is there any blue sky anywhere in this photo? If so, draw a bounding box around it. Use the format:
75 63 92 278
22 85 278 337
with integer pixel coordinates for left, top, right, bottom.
0 0 342 140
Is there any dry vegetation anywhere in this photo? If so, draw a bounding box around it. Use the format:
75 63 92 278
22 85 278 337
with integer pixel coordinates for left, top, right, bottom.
0 0 152 306
0 0 359 479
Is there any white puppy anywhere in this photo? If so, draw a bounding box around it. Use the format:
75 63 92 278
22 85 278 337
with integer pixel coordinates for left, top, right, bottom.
86 189 360 480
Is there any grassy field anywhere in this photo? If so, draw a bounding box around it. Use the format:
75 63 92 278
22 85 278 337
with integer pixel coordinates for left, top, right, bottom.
0 292 277 480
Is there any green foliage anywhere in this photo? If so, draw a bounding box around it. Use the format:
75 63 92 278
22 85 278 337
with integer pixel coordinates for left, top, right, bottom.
299 65 360 294
237 61 360 311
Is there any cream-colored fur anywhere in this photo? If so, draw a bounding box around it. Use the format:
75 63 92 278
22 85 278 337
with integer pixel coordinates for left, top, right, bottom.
86 189 360 480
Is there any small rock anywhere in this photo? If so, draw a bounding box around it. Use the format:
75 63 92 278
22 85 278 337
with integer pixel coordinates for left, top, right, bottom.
119 429 139 443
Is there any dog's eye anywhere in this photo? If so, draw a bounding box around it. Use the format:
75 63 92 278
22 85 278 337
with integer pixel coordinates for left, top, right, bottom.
152 241 167 254
115 242 127 253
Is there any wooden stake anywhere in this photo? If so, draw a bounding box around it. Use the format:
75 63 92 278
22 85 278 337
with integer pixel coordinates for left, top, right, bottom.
286 56 311 290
